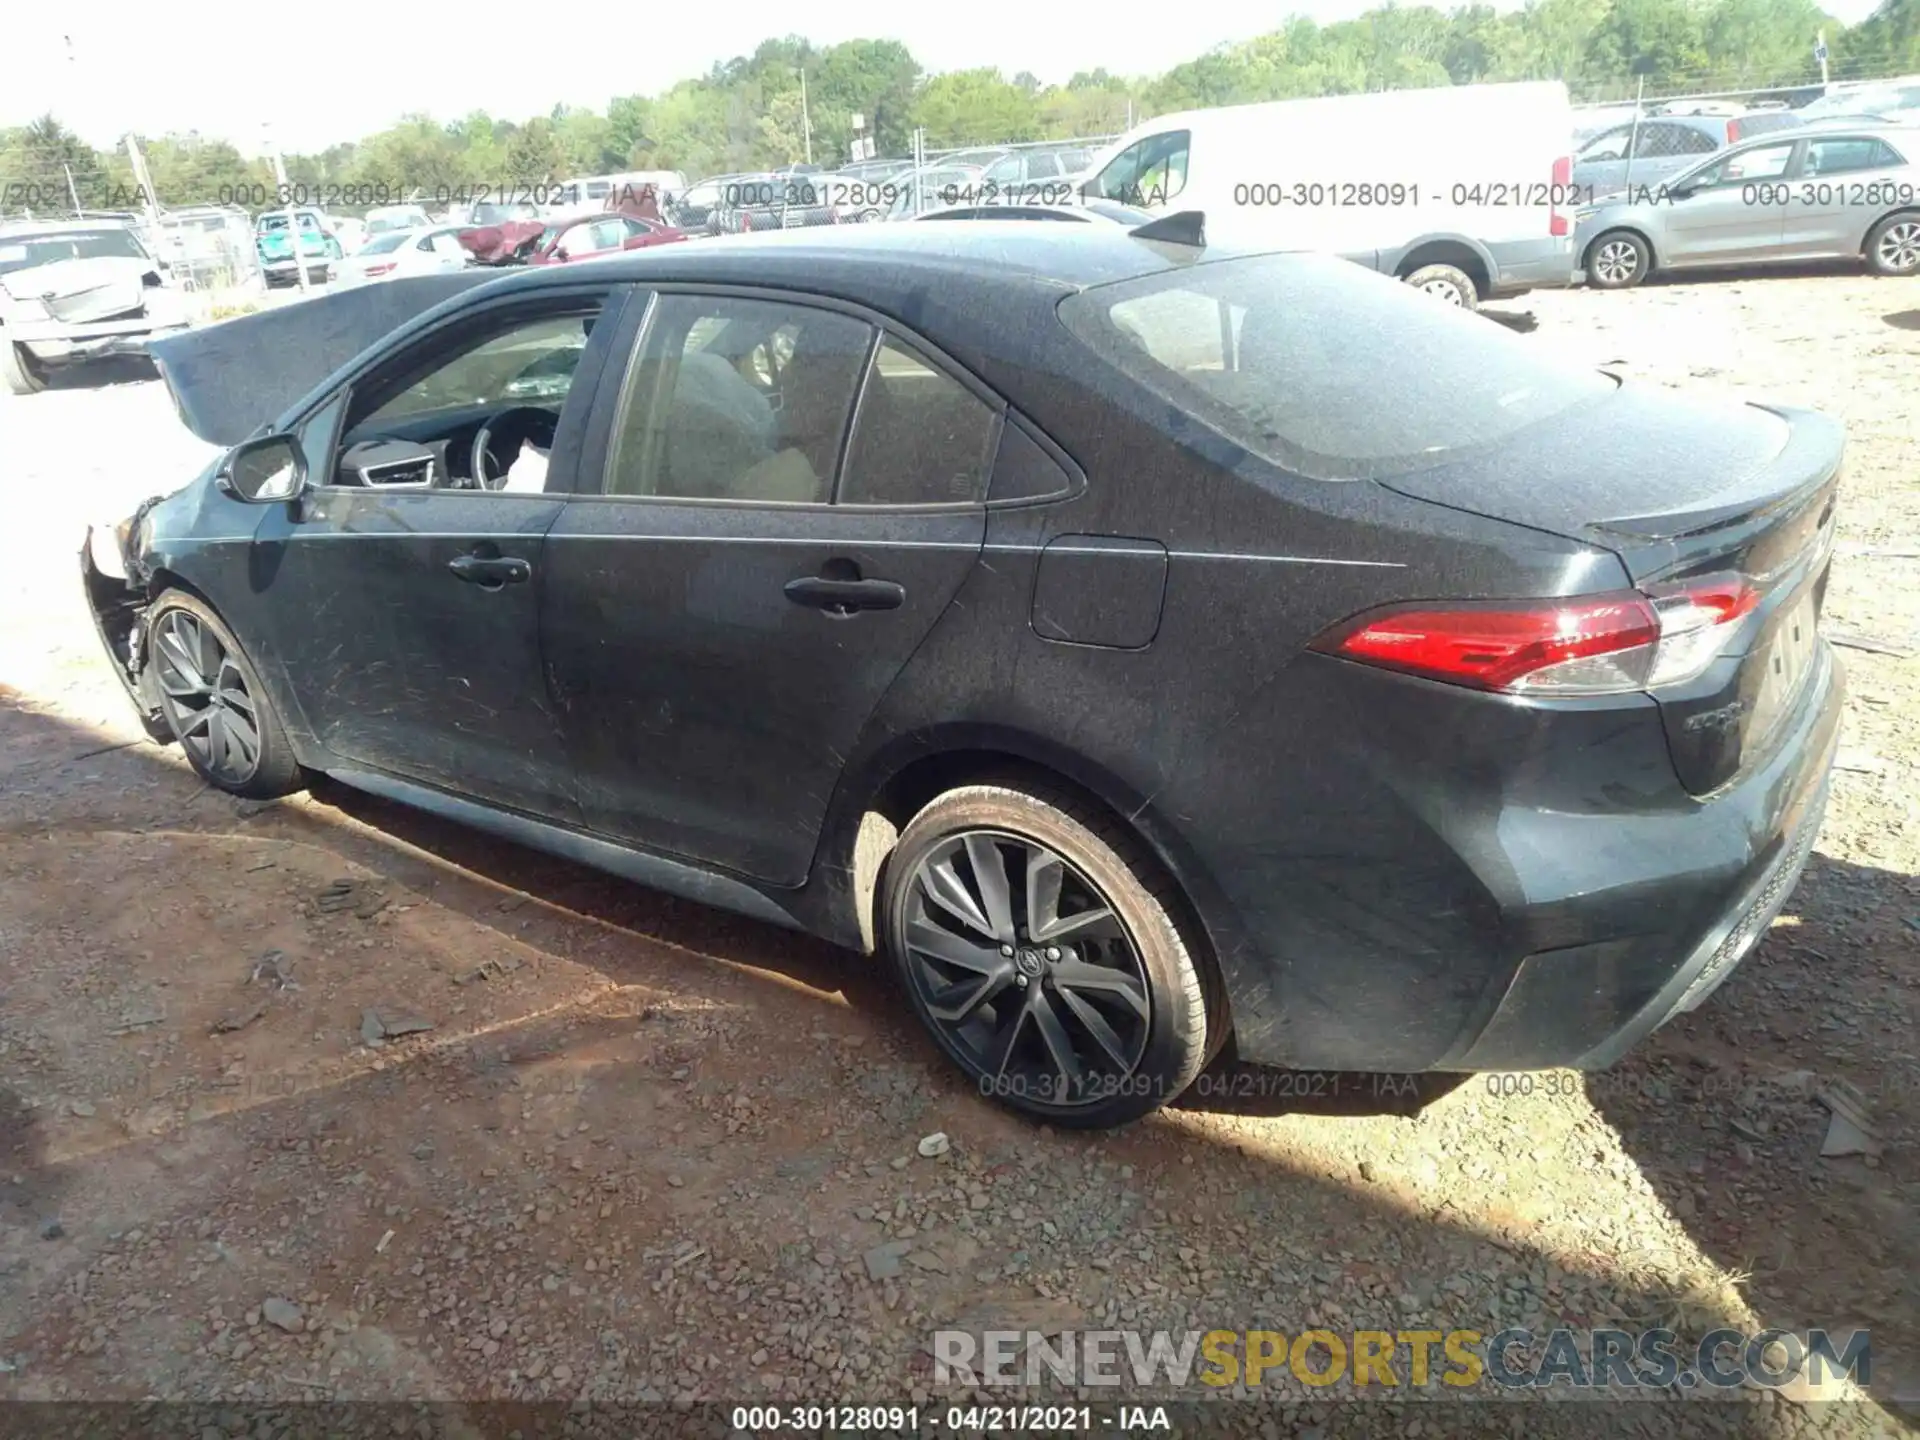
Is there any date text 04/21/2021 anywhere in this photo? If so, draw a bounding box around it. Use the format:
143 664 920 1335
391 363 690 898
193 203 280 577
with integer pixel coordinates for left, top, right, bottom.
1224 181 1594 207
729 1405 1175 1432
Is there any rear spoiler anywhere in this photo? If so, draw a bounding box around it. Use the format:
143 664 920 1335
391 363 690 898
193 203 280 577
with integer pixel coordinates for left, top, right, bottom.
1129 211 1206 247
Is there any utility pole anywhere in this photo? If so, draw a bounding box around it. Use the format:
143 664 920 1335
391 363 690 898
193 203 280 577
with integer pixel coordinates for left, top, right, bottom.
799 67 814 166
262 120 309 293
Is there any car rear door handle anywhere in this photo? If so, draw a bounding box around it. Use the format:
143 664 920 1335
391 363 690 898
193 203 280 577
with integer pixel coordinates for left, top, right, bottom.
447 553 531 586
784 575 905 614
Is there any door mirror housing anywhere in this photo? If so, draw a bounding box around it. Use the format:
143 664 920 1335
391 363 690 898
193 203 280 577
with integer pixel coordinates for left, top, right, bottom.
219 432 309 503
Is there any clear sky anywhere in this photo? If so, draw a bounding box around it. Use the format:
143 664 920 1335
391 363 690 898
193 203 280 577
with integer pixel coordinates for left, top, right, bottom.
10 0 1887 154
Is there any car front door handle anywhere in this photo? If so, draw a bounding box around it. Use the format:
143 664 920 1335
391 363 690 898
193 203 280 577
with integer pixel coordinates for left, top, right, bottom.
784 575 906 614
447 553 531 586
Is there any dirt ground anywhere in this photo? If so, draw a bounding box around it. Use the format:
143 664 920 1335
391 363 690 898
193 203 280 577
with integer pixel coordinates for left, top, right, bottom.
1 268 1917 1437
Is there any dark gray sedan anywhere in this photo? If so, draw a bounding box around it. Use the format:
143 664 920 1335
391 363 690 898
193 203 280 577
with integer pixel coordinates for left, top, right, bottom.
1575 123 1920 288
86 222 1843 1127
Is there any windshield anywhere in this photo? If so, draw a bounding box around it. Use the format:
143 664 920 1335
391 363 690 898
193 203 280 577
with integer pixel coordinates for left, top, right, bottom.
0 228 148 275
358 231 412 255
1058 252 1615 482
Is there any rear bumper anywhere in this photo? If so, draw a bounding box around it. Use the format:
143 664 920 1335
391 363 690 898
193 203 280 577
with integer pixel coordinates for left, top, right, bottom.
1483 235 1577 296
1208 641 1843 1074
1449 652 1840 1072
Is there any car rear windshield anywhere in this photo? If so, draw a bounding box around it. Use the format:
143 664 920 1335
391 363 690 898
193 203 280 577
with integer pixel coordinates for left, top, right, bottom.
359 232 411 254
1057 252 1616 481
0 228 147 275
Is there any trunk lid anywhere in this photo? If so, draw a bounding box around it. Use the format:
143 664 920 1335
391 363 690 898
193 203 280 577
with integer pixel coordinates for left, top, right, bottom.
1379 385 1843 795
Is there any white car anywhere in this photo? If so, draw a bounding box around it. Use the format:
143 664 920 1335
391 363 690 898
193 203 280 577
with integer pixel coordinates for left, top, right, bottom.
327 226 471 288
0 219 190 394
365 204 434 236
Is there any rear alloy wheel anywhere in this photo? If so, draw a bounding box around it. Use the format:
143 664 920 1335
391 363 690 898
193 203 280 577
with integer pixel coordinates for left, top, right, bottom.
148 590 304 798
883 784 1214 1128
1403 263 1479 310
1865 214 1920 277
1587 231 1650 289
0 340 48 396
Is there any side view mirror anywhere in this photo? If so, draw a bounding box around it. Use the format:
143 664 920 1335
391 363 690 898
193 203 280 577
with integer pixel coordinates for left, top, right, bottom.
219 432 308 504
1667 182 1701 201
553 247 570 262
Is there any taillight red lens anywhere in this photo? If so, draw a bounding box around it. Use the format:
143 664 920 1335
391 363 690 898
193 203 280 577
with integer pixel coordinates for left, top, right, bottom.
1313 595 1659 692
365 262 396 276
1549 153 1573 237
1313 575 1762 696
1727 119 1742 143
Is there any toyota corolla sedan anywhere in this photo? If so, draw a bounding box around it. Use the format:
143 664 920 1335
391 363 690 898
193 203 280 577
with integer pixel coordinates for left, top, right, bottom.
84 221 1843 1128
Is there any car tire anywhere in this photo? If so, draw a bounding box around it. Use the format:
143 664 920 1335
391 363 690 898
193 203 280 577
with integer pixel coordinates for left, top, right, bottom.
881 782 1217 1129
145 589 305 799
1586 230 1651 289
0 340 48 395
1864 212 1920 277
1403 263 1479 310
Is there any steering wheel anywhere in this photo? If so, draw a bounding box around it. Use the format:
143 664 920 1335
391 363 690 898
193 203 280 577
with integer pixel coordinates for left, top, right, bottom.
471 406 560 489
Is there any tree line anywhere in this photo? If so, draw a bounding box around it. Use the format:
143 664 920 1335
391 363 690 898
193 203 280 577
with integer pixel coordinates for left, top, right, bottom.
4 0 1917 216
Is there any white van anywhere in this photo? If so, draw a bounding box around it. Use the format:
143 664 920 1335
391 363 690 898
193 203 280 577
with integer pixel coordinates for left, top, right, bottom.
1080 82 1578 308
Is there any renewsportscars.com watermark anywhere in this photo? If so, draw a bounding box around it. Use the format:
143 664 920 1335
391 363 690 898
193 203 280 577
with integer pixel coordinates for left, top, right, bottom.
932 1326 1870 1393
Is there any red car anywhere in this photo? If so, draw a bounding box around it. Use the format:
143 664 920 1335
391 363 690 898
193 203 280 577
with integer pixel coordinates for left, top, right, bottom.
526 211 689 265
458 190 688 267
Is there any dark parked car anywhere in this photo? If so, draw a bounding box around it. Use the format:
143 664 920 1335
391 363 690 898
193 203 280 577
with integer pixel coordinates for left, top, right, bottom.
86 224 1843 1128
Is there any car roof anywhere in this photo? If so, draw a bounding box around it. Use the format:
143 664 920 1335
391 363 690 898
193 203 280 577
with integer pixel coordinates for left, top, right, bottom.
0 219 136 237
452 220 1265 384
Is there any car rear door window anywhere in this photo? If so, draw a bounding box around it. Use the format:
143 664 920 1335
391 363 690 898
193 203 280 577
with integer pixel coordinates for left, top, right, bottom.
1803 137 1902 175
1059 252 1614 482
608 295 872 504
838 340 1000 506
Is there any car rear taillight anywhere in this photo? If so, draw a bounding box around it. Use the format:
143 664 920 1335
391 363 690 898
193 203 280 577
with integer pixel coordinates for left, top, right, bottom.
365 262 397 276
1311 575 1761 696
1550 154 1573 237
1727 119 1742 144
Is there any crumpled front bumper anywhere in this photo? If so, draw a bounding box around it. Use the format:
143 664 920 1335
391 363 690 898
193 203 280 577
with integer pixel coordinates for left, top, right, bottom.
79 524 170 744
18 307 192 364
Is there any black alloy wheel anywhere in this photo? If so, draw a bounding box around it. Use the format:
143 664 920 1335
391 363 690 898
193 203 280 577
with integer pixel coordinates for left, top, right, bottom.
885 784 1215 1127
147 591 304 798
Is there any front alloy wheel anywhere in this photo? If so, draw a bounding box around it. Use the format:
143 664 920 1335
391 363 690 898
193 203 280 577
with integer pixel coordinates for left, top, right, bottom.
154 609 262 787
1587 230 1650 289
146 590 305 798
884 784 1216 1127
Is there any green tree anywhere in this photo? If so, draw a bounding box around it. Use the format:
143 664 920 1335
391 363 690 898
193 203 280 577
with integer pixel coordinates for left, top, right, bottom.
502 117 566 184
909 69 1041 146
1585 0 1712 85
